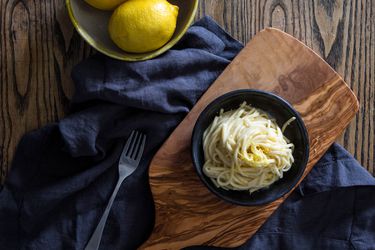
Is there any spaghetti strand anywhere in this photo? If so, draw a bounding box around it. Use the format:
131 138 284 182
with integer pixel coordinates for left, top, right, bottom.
203 102 295 194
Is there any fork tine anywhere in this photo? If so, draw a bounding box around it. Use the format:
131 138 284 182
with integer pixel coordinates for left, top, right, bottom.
134 134 146 162
130 133 143 159
123 131 135 154
126 131 139 157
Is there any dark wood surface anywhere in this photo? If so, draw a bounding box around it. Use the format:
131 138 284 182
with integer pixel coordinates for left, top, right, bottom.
140 28 359 249
0 1 373 182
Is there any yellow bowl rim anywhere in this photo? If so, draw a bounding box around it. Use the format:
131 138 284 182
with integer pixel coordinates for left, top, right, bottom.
65 0 199 61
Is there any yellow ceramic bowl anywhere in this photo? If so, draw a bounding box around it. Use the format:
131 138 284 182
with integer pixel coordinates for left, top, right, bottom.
66 0 199 61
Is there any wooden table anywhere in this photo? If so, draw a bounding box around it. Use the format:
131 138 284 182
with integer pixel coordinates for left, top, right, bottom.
0 0 374 183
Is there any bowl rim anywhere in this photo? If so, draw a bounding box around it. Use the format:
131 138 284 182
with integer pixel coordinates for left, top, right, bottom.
65 0 199 61
191 89 310 206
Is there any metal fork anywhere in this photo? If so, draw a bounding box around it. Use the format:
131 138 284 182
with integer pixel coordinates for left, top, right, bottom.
85 131 147 250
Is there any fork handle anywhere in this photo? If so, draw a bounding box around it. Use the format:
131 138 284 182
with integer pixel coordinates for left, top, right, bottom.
85 177 125 250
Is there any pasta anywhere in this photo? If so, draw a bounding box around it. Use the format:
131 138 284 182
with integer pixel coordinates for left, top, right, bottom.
202 102 295 194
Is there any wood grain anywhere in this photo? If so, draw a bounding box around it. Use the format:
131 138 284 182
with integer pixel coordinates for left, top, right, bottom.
0 0 93 182
140 28 359 249
0 1 373 184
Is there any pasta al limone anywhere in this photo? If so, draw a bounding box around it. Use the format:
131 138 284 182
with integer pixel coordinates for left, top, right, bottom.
202 102 295 194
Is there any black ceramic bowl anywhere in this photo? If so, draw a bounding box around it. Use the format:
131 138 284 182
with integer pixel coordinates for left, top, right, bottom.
191 89 309 206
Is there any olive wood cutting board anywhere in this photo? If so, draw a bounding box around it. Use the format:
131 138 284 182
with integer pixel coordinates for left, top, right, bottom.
140 28 359 249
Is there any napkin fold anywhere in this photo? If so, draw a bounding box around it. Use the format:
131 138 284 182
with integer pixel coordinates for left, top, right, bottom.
0 16 374 250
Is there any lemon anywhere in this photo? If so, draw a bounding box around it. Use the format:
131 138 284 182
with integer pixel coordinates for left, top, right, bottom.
108 0 179 53
85 0 126 11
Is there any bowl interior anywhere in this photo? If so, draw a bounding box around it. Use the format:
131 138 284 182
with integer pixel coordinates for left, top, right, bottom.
67 0 198 61
191 90 309 206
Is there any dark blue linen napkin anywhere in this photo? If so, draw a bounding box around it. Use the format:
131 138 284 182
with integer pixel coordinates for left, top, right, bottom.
0 16 242 250
0 16 374 250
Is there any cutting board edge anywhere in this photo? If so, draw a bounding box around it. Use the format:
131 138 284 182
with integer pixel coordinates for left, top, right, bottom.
142 28 361 250
263 28 360 112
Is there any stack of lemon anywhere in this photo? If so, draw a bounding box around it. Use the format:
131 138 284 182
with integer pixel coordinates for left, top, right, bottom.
85 0 179 53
